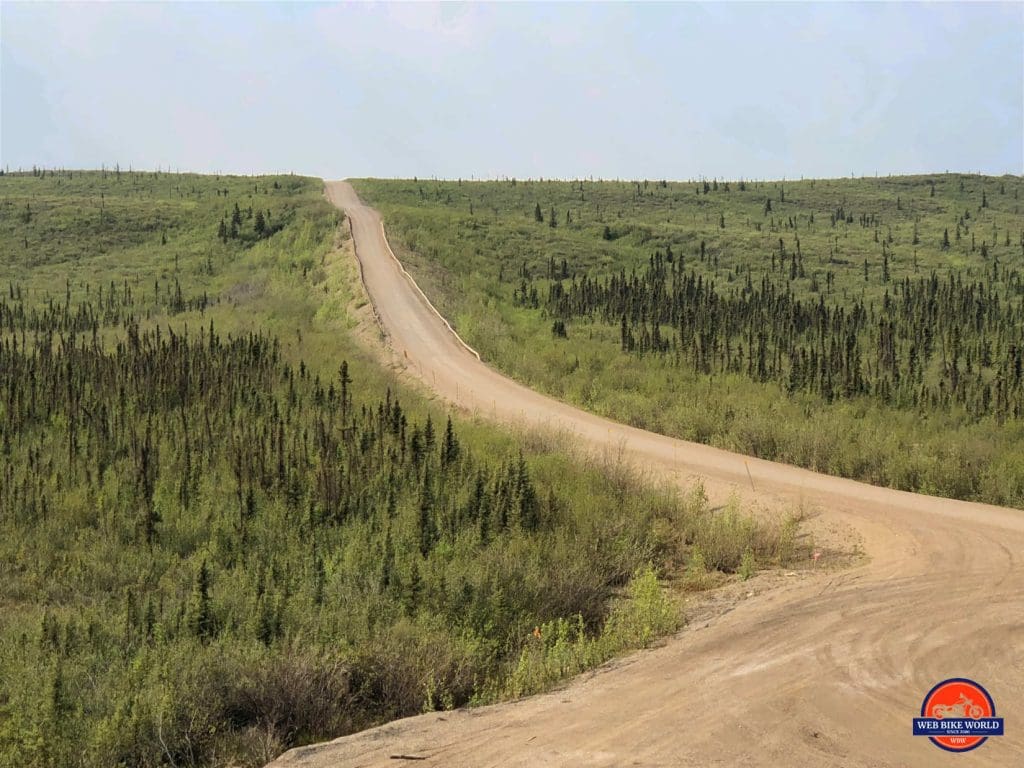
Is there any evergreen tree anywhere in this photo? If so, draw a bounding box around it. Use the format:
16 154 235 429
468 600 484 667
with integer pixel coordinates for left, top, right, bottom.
50 661 70 720
313 552 326 606
403 559 422 615
418 470 436 557
515 452 540 530
256 594 276 646
424 415 435 453
380 529 395 591
189 560 215 640
478 490 492 545
138 418 159 546
339 360 352 420
143 597 157 641
441 416 459 468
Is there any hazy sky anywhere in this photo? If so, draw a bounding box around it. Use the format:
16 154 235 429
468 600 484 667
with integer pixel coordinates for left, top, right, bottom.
2 2 1022 180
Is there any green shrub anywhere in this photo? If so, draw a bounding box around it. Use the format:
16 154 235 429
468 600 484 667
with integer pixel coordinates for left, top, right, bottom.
684 495 800 572
499 565 680 700
738 549 756 581
683 546 714 591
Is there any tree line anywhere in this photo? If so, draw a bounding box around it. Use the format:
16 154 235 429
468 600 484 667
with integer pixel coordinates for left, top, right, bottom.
522 250 1024 422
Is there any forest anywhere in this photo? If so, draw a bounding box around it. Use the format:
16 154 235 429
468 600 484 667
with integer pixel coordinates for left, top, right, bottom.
353 174 1024 507
0 170 798 767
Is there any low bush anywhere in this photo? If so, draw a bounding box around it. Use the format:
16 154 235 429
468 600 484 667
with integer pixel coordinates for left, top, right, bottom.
499 565 681 700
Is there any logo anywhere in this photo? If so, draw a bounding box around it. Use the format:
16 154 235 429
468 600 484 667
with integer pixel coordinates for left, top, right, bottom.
912 678 1004 752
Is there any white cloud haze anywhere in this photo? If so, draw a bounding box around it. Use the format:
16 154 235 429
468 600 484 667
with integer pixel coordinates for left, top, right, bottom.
2 1 1021 179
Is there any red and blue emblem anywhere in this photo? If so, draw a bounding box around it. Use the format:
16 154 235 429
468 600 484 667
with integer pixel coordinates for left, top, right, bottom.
912 678 1004 752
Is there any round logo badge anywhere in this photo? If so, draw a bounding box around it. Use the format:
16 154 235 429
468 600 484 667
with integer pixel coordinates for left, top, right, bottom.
913 678 1004 752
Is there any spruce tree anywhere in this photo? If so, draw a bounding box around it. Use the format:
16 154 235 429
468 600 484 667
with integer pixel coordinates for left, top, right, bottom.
189 560 215 640
403 559 422 615
418 470 436 557
515 452 539 530
441 416 459 468
380 529 395 591
424 415 435 453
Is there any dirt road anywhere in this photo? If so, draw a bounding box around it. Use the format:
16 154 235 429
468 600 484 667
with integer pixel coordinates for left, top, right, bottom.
270 181 1024 767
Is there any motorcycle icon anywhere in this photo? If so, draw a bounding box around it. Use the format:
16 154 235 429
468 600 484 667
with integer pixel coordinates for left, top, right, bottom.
932 693 984 720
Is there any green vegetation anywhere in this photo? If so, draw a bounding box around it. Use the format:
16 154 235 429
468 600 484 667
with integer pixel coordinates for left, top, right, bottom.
353 175 1024 507
0 170 800 767
501 565 678 699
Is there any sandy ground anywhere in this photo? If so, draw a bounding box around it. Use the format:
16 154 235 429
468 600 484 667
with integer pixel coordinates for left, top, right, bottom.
267 181 1024 768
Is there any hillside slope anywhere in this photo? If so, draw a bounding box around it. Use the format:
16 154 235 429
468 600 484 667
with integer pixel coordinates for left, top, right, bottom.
269 181 1024 767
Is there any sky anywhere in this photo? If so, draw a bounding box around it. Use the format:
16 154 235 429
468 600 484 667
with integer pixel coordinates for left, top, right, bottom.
2 2 1022 180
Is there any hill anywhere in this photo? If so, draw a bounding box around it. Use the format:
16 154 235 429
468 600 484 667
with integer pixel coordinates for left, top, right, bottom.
353 174 1024 506
0 170 793 767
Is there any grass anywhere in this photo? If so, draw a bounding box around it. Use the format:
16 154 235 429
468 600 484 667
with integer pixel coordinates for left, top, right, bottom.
352 174 1024 507
0 169 805 768
495 565 680 701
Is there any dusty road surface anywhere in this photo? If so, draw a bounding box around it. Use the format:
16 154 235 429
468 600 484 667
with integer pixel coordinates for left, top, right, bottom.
269 182 1024 768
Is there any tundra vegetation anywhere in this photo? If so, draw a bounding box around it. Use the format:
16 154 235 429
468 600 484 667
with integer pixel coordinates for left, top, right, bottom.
0 170 799 767
354 175 1024 507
